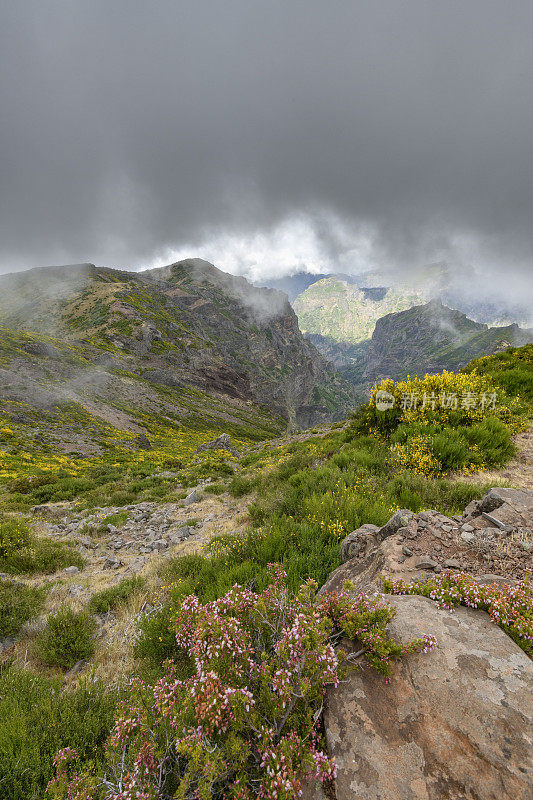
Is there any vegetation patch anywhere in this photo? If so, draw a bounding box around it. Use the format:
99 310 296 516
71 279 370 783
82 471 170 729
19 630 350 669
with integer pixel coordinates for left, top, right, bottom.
0 665 116 800
0 578 46 638
49 569 435 799
353 365 530 476
0 516 84 575
88 576 145 614
37 608 97 669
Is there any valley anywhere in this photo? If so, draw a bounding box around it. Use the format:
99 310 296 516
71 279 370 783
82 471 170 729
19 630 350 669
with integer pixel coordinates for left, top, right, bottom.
0 263 531 800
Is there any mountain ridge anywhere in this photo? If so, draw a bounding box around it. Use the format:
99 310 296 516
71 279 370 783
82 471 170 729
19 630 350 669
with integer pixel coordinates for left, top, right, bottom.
0 260 354 457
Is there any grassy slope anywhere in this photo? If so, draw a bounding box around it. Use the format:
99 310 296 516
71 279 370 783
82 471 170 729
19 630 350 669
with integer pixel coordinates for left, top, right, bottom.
0 346 532 798
293 277 427 343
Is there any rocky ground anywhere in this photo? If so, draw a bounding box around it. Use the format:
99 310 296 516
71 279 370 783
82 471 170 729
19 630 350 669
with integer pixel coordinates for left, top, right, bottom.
331 486 532 594
311 485 533 800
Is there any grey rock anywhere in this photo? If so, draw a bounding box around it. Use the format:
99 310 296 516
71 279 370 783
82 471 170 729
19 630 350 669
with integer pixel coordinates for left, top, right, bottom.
444 558 461 569
339 524 380 562
378 509 415 541
67 584 86 597
415 555 438 570
151 539 168 550
195 433 240 456
478 486 533 515
401 546 413 557
461 531 475 543
78 536 96 549
461 523 474 532
62 565 80 576
463 499 480 517
184 489 199 506
481 511 513 531
325 594 533 800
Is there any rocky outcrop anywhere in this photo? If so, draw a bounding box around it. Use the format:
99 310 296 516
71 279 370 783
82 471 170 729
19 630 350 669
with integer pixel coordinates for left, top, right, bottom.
361 301 533 386
319 487 533 799
195 433 240 456
0 260 354 435
331 488 532 591
325 593 533 800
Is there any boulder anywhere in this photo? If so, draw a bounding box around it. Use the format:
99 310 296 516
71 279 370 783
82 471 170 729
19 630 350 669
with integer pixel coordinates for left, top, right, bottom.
195 433 240 456
340 523 380 562
477 487 533 516
184 489 199 506
325 594 533 800
377 509 415 541
415 555 438 570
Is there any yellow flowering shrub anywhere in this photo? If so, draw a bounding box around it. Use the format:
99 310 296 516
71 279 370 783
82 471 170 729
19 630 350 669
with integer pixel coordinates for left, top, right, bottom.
369 369 524 430
388 435 441 477
352 367 528 477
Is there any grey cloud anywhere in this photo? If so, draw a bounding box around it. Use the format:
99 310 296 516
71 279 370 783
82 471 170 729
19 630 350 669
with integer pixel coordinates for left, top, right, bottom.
0 0 533 290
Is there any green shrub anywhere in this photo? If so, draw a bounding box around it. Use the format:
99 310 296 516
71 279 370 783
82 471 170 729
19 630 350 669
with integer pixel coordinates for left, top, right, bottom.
88 576 145 614
37 608 97 669
134 601 195 680
463 416 515 466
203 482 225 495
1 536 84 576
0 514 84 576
0 516 31 559
0 579 46 637
228 474 255 497
0 665 116 800
463 344 533 401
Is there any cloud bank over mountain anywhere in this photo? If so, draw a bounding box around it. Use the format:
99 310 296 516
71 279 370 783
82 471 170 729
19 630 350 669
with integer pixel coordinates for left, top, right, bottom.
1 0 532 300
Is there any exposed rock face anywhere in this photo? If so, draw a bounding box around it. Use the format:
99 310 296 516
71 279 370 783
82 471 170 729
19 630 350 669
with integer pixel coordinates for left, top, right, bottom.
320 487 533 799
325 594 533 800
195 433 240 456
362 300 533 386
332 488 532 590
0 260 354 439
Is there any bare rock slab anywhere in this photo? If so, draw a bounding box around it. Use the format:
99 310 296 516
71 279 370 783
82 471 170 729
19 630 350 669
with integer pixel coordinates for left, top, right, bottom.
325 594 532 800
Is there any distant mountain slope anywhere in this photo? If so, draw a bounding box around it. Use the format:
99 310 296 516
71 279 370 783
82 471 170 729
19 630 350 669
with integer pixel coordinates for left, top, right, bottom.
342 300 533 391
255 271 359 302
293 277 427 344
291 262 532 353
0 260 354 455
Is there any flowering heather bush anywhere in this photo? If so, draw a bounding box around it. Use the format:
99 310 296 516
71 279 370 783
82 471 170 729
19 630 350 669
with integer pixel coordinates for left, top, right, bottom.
382 571 532 656
47 567 435 800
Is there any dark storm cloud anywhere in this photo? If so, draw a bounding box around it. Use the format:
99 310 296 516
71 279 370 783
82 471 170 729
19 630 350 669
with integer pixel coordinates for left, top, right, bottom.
1 0 533 285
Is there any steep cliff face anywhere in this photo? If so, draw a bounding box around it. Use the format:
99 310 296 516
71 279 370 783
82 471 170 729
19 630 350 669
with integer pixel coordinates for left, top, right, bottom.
361 300 533 385
290 263 533 366
0 259 353 438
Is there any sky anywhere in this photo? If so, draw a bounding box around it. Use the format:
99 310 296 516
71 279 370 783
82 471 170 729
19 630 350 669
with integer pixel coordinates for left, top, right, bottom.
1 0 533 295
